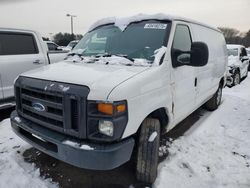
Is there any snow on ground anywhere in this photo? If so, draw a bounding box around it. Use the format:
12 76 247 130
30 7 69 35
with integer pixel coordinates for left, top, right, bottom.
0 77 250 188
155 77 250 188
0 119 57 188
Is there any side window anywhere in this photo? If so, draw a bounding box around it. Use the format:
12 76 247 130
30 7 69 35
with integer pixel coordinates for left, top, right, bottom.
47 43 57 51
172 25 192 66
241 48 247 57
0 32 38 55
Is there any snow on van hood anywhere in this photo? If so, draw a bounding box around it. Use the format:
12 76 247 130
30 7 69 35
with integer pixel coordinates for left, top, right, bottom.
228 55 240 67
20 61 150 100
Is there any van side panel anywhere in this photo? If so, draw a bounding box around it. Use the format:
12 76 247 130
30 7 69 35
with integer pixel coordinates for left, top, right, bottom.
190 23 227 106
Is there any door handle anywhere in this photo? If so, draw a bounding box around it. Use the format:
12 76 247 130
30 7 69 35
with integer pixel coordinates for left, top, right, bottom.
33 59 42 64
194 77 197 87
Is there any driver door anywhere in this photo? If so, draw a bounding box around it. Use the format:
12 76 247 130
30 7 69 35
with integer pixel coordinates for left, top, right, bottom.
170 23 197 126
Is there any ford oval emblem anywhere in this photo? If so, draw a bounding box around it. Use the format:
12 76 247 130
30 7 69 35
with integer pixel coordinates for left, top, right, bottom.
32 102 46 112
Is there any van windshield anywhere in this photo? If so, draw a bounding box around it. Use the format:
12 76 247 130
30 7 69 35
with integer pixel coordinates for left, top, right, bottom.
71 20 169 65
227 48 238 56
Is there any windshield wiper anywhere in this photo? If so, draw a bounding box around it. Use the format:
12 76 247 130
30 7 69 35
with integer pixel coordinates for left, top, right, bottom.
95 53 135 63
66 52 84 58
65 52 88 62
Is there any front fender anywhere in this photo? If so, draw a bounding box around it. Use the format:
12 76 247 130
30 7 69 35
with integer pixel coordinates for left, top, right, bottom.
121 85 173 139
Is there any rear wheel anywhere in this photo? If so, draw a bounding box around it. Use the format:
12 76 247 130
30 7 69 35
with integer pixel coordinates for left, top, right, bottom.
136 118 160 184
205 84 223 111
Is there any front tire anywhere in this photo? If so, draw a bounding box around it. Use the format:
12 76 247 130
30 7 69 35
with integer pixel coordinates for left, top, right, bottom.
205 84 223 111
136 118 160 184
233 71 241 86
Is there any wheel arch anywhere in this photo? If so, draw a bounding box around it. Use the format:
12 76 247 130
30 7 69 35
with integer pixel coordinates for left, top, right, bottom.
219 77 225 87
137 107 170 135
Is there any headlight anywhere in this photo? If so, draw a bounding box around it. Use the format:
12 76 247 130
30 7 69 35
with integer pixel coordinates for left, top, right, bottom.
87 100 128 141
98 120 114 137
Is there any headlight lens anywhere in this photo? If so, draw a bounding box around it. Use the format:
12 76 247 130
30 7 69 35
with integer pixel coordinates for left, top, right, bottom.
98 120 114 136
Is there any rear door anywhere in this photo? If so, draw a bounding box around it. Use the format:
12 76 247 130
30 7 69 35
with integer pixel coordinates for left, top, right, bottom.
0 31 47 99
170 23 197 125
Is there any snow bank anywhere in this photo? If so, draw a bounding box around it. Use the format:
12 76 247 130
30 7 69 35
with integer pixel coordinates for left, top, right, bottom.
0 119 58 188
154 77 250 188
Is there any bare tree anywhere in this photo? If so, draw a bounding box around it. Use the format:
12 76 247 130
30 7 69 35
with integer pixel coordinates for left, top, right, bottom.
218 27 246 45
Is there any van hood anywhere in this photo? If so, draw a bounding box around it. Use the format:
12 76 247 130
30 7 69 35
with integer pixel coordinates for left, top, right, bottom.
228 55 240 67
21 61 149 100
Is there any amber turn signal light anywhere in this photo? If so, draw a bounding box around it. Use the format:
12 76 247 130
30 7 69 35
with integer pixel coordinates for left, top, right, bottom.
116 104 126 113
97 103 113 115
97 103 126 115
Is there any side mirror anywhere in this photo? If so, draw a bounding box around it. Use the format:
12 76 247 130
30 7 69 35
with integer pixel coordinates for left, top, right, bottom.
172 49 191 67
191 42 209 67
172 41 209 67
240 56 249 62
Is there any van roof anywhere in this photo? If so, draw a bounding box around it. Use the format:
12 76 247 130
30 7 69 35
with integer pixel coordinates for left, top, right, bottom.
89 13 221 33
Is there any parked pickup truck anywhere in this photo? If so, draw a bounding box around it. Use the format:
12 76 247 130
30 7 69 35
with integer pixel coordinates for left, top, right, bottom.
10 14 227 184
226 44 249 87
0 28 68 109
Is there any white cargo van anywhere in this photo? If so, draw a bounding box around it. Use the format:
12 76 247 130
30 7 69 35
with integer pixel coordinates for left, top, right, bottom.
11 14 227 184
0 28 68 109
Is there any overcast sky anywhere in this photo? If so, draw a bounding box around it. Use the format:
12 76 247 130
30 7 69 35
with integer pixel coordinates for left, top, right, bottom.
0 0 249 38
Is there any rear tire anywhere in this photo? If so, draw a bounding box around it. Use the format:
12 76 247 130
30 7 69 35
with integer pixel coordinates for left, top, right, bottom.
205 84 223 111
136 118 160 184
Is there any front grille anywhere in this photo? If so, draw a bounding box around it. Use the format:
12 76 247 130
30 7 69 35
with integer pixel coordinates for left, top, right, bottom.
15 77 89 139
20 88 64 130
71 99 79 131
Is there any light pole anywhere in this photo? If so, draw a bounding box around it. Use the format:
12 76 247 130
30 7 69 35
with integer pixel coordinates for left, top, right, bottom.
66 14 77 36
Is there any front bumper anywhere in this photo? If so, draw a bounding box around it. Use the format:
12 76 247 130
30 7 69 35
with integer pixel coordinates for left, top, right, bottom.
11 110 135 170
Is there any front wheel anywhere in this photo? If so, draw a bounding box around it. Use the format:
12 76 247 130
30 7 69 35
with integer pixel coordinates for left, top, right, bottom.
233 71 241 86
136 118 160 184
205 84 223 111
